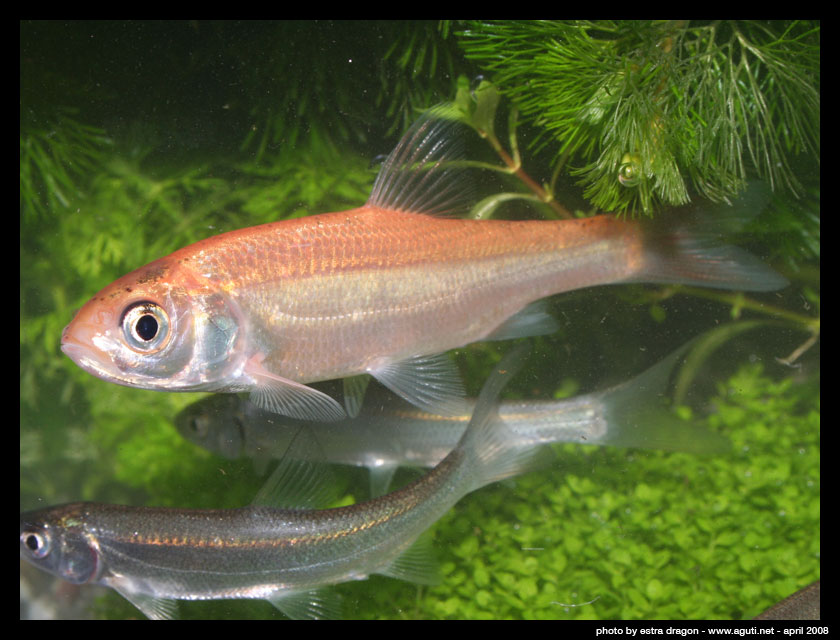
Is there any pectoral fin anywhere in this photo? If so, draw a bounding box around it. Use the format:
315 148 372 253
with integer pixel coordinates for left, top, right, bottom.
110 582 179 620
251 426 342 510
245 355 346 421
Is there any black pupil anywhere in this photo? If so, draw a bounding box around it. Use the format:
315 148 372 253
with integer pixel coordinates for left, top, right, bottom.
25 534 40 551
136 314 159 341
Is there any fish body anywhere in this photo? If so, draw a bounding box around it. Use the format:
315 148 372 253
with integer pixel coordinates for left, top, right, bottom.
21 348 542 620
176 343 728 495
61 114 786 420
754 580 820 620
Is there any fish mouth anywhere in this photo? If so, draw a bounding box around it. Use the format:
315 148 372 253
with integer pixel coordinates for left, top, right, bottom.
61 323 135 388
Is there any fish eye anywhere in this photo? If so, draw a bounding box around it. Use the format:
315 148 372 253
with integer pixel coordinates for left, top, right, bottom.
121 302 170 353
188 415 209 438
21 530 51 559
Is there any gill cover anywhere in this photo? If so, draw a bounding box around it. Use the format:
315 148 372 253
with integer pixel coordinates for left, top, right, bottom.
115 290 242 387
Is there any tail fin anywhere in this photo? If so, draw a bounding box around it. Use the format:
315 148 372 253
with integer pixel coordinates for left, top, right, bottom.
633 184 788 292
594 341 730 455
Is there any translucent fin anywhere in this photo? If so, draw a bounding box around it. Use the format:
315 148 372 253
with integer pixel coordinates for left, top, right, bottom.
459 345 555 491
367 110 473 216
596 340 730 455
343 374 371 418
111 584 178 620
245 354 346 421
377 530 441 586
368 465 398 498
251 427 342 510
635 231 788 291
633 184 788 292
690 181 772 234
369 352 467 417
267 589 342 620
485 300 560 341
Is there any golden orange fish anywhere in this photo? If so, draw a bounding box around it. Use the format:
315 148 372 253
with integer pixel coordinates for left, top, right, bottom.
61 113 787 420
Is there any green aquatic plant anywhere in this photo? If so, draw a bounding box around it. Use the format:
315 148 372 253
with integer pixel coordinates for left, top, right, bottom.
233 21 466 163
20 109 113 221
375 21 466 136
454 20 820 214
237 142 374 223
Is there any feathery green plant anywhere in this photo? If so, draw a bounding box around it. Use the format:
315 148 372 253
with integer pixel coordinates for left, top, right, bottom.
455 20 820 213
20 109 112 221
234 21 465 163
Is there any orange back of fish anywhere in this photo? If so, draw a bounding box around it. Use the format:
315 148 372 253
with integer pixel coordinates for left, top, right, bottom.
161 206 642 381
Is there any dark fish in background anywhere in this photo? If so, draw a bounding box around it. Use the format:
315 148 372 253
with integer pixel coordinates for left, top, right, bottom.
176 343 729 496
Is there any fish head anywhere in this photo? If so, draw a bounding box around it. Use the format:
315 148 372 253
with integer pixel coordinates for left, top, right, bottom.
61 257 245 392
20 504 100 585
175 394 247 459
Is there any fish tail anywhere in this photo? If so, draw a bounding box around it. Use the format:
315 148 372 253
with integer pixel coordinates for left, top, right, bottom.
458 346 553 493
594 340 730 454
636 229 788 291
634 185 788 292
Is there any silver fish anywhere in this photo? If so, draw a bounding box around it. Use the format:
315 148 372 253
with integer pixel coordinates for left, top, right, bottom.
176 343 729 496
20 347 545 620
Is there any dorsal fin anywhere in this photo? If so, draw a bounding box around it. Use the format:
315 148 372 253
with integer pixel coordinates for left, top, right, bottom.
366 108 474 216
